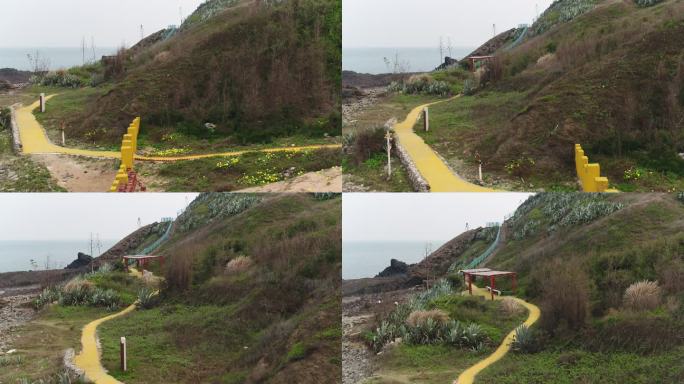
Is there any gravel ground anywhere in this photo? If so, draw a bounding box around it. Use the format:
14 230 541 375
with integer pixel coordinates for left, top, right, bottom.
0 290 37 354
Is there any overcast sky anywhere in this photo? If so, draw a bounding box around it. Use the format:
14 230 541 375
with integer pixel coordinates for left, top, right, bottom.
0 194 198 241
343 193 533 243
0 0 205 48
343 0 554 48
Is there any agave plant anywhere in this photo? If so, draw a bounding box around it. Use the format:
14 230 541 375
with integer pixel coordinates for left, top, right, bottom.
137 287 159 310
462 323 485 348
511 324 540 353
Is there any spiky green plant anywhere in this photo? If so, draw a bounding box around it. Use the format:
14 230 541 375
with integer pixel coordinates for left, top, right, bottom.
511 324 541 353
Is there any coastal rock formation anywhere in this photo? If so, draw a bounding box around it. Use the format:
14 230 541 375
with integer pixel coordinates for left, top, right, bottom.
376 259 409 277
65 253 93 269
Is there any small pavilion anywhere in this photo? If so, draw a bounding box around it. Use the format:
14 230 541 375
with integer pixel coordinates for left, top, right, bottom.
123 255 165 272
460 268 517 300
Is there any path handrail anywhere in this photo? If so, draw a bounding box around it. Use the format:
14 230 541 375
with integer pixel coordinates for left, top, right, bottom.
140 220 174 256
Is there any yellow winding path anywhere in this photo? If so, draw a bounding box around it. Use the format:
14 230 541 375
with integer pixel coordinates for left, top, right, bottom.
394 97 494 192
72 268 144 384
16 96 341 162
454 285 541 384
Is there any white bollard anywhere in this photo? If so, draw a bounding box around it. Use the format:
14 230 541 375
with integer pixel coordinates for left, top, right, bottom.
479 162 483 183
120 337 127 372
40 93 46 113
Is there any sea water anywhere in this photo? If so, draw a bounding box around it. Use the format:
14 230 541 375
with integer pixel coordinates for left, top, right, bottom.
343 46 475 75
0 240 117 273
0 47 117 71
343 240 448 280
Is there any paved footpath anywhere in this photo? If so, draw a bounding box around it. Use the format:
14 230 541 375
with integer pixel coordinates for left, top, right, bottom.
16 95 340 162
454 284 540 384
72 268 144 384
393 97 494 192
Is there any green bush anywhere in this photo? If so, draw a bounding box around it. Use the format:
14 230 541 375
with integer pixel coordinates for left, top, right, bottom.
32 70 85 88
286 342 307 361
388 75 451 96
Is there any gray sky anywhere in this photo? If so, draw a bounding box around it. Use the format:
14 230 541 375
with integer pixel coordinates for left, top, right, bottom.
343 0 554 48
343 193 533 242
0 193 198 241
0 0 205 48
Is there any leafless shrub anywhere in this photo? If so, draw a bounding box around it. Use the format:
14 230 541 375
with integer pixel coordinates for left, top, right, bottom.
623 280 662 311
657 259 684 294
538 259 590 332
165 252 193 292
406 309 450 327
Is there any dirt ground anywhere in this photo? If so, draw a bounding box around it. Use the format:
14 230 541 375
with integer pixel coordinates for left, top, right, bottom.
30 154 119 192
239 167 342 193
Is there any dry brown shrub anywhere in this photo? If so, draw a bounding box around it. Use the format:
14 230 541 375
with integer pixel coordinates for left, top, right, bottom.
63 277 94 292
623 280 662 311
226 256 253 274
500 297 524 316
406 309 450 327
664 296 680 314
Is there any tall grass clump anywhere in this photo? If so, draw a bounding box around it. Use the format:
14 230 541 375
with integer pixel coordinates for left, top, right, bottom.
623 280 662 311
33 276 122 310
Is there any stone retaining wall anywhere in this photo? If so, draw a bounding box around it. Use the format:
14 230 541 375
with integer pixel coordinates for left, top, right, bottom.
393 133 430 192
9 104 22 154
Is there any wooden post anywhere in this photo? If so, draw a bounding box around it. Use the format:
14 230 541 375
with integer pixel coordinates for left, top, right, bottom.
120 337 127 372
40 93 46 113
478 162 483 183
467 274 472 295
385 131 392 178
512 273 517 293
490 276 495 301
423 108 429 132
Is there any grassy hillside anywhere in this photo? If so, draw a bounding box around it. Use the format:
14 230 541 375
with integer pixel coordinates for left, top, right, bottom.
36 0 341 148
365 193 684 383
461 193 683 382
423 0 684 191
96 193 341 383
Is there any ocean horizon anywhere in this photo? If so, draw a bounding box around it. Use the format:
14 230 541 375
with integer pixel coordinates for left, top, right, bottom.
0 239 117 273
0 47 118 71
343 240 448 280
343 46 475 75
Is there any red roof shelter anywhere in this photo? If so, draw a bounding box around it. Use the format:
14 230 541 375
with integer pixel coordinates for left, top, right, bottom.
123 255 165 272
460 268 517 301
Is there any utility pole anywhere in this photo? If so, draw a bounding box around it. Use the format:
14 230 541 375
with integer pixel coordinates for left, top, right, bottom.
81 36 86 65
385 131 392 179
493 24 497 38
91 36 96 63
140 25 144 41
89 233 94 273
424 243 432 290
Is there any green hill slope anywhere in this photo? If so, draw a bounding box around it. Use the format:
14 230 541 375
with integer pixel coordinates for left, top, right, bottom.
95 193 341 383
53 0 341 146
450 193 684 382
427 0 684 191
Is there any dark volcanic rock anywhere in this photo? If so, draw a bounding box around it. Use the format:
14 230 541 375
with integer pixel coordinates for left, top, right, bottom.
65 253 93 269
376 259 409 277
0 68 32 84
